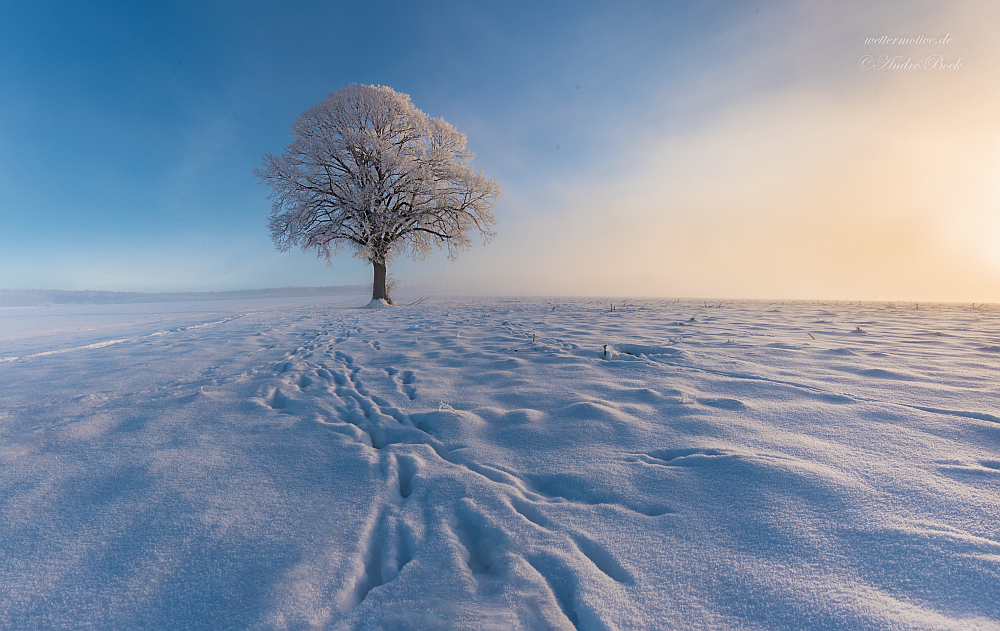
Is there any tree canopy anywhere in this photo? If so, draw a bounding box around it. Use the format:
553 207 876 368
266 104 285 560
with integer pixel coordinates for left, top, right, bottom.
256 84 500 302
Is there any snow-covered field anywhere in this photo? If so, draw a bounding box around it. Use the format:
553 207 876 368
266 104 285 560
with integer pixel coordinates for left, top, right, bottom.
1 296 998 630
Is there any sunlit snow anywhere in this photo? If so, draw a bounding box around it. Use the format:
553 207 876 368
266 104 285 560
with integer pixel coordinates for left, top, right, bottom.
1 296 998 630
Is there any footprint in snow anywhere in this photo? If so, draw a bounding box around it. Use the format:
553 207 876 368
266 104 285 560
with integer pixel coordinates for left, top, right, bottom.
386 367 417 400
258 387 291 411
335 350 354 365
275 361 293 373
348 503 414 608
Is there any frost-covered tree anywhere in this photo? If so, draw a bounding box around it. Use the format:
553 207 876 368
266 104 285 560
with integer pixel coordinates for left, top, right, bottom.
256 84 500 304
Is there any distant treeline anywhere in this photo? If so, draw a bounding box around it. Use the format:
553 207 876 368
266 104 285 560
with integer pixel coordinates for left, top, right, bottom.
0 285 368 307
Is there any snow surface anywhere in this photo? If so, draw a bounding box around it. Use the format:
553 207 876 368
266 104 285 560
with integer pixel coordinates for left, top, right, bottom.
1 296 998 630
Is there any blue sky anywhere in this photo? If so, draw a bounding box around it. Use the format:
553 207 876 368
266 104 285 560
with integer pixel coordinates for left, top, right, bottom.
2 1 998 300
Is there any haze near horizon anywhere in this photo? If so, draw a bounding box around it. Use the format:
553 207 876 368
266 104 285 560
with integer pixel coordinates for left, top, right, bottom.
1 0 998 302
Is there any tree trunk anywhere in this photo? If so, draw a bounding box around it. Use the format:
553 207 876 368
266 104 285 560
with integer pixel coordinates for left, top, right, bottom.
372 260 389 303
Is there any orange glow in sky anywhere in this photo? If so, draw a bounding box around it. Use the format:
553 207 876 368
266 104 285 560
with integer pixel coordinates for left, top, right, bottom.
415 1 1000 301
